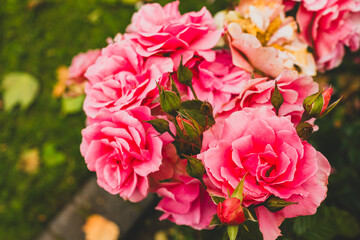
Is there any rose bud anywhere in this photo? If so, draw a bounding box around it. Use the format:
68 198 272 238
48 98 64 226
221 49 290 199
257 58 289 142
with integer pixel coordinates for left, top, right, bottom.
217 198 246 225
302 87 342 121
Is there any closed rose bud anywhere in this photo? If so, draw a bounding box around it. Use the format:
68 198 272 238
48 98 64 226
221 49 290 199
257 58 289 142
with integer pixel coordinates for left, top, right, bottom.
217 198 246 225
320 88 333 115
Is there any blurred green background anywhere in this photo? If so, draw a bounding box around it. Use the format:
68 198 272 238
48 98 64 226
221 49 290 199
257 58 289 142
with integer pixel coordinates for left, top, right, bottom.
0 0 359 239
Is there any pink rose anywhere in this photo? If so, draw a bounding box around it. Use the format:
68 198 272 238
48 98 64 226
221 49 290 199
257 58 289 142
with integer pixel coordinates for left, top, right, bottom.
297 0 360 71
220 70 318 125
284 0 329 11
190 50 251 114
80 106 169 202
156 175 216 230
198 107 331 240
125 1 222 67
83 39 173 119
217 198 246 225
68 49 101 83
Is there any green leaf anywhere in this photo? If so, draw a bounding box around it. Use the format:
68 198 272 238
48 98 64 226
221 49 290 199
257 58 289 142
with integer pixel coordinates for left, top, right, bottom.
61 94 85 115
231 173 247 202
42 143 66 167
211 195 226 204
227 225 239 240
293 206 360 240
263 196 297 212
1 72 39 111
179 100 215 129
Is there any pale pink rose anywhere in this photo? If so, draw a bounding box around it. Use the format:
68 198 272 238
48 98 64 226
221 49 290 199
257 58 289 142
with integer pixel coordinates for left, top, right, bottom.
80 106 170 202
297 0 360 71
156 175 217 230
83 39 173 119
225 0 316 77
198 107 331 240
220 70 319 125
68 49 101 83
183 50 251 114
125 1 222 67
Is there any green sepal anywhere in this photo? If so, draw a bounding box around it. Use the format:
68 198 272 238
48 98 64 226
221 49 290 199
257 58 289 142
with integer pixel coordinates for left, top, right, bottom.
320 95 342 117
264 196 297 212
159 89 181 116
227 225 239 240
211 195 226 204
179 100 215 129
177 56 193 86
182 120 200 142
270 81 284 116
170 75 181 98
182 155 205 180
231 173 247 202
146 119 170 134
243 207 257 222
210 214 222 227
296 122 313 140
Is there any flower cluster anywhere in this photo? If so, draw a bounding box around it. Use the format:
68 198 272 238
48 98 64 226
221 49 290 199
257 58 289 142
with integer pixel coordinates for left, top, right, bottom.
76 1 346 239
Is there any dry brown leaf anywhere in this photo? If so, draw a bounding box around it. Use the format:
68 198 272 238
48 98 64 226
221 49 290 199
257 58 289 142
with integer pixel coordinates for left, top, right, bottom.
83 214 120 240
18 148 40 174
52 66 68 98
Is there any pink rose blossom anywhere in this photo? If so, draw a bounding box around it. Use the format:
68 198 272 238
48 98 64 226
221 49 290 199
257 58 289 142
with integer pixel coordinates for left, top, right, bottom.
220 70 319 125
175 50 251 114
156 175 216 230
198 107 331 240
284 0 329 11
125 1 222 67
83 39 173 119
80 106 170 202
68 49 101 83
297 0 360 71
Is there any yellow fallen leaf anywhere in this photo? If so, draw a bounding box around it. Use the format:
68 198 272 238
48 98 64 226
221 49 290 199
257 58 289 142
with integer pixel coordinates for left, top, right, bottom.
83 214 120 240
53 66 68 98
154 231 168 240
18 148 40 174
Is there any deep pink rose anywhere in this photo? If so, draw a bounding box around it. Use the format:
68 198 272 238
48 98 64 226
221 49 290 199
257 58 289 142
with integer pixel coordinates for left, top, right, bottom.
297 0 360 71
220 70 318 125
156 175 216 230
80 106 169 202
190 50 251 114
125 1 222 67
83 39 173 119
217 198 246 225
68 49 101 83
198 107 331 240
